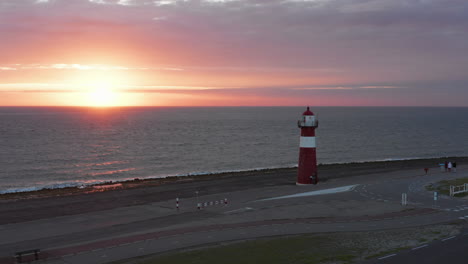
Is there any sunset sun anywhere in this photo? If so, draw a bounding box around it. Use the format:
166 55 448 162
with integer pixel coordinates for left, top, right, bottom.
86 80 118 107
88 87 116 107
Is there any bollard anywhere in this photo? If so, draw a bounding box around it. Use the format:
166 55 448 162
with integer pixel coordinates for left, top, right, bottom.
401 193 407 206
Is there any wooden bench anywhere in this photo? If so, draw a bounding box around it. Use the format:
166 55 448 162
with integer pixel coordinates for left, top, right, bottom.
14 249 40 263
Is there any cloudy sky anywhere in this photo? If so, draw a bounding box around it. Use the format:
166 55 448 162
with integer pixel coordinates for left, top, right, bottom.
1 0 467 106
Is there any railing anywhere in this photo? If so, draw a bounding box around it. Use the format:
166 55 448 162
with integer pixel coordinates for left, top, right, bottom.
297 120 318 128
449 183 468 196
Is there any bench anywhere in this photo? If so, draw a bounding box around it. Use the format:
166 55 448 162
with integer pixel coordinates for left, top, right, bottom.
14 249 40 263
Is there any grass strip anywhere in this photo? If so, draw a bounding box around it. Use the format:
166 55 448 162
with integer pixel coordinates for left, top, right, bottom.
426 177 468 197
115 224 461 264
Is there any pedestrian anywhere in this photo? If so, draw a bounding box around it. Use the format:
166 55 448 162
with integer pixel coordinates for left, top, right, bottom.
453 162 457 172
445 161 448 172
448 161 452 172
424 168 429 175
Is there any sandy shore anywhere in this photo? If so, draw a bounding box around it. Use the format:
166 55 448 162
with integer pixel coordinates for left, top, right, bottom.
0 156 466 225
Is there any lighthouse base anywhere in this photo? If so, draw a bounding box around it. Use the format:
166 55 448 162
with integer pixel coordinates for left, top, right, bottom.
296 182 317 186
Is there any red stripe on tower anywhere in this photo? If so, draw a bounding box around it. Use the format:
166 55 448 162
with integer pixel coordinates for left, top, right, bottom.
297 107 319 185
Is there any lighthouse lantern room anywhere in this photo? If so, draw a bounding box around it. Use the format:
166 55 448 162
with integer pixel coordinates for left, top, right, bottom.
297 107 319 185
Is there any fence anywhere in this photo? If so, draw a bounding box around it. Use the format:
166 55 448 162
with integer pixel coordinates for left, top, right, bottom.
449 183 468 197
198 198 228 209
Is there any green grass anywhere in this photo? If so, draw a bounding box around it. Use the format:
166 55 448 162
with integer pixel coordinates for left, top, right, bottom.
135 236 361 264
115 225 463 264
425 177 468 197
318 254 357 264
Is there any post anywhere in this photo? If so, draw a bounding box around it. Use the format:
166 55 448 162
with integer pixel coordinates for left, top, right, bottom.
433 192 438 208
401 193 407 206
176 198 179 211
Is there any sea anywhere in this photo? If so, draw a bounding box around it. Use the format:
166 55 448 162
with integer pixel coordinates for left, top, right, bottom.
1 106 468 194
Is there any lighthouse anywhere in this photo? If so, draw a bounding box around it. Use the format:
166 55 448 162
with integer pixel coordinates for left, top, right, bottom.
297 107 319 185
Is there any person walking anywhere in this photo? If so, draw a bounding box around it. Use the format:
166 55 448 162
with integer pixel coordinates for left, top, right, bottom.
445 161 448 172
453 162 457 172
448 162 452 172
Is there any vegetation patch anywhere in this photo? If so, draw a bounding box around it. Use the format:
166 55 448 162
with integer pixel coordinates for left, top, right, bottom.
114 224 461 264
426 177 468 197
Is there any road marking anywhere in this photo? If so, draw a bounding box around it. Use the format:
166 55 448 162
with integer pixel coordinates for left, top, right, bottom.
225 207 253 214
258 184 359 201
378 253 396 260
442 236 455 241
412 244 428 250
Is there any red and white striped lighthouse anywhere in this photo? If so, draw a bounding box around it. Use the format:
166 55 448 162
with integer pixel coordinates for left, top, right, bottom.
297 107 319 185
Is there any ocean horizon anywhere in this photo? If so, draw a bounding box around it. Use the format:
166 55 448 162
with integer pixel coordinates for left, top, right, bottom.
1 106 468 194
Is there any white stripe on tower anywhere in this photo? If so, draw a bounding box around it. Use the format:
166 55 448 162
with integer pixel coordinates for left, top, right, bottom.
299 136 316 148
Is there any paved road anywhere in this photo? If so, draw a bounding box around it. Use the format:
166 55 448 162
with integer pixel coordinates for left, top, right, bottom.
0 166 467 264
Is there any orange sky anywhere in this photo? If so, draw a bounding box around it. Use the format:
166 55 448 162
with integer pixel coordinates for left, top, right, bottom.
1 0 468 107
